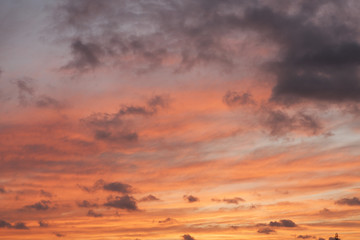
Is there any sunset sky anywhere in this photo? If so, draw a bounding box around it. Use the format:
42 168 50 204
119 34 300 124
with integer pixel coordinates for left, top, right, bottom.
1 1 360 240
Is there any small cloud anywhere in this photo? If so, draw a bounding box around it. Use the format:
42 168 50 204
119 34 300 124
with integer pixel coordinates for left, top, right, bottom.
0 220 12 228
212 197 245 204
53 232 65 237
297 235 316 239
38 220 49 227
0 187 5 193
222 197 245 204
268 219 297 227
77 179 105 193
257 227 275 234
183 195 199 203
12 222 29 230
87 209 103 218
104 195 138 211
223 90 255 107
182 234 195 240
103 181 133 194
40 190 52 198
15 78 35 106
263 109 322 137
139 194 160 202
335 197 360 206
63 39 103 71
77 200 98 208
94 130 138 143
319 208 332 215
24 200 52 211
36 96 65 109
158 217 177 224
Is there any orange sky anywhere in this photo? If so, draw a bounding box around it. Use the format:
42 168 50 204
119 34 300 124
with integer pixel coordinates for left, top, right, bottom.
1 1 360 240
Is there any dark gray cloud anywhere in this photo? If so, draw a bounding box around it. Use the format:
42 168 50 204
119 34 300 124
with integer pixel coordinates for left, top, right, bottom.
12 222 29 230
56 0 360 103
0 220 29 230
182 234 195 240
335 197 360 206
104 195 138 211
77 200 98 208
257 227 275 234
103 181 133 194
263 109 322 136
55 0 246 73
87 209 103 218
183 195 199 203
62 39 103 71
82 95 168 143
139 194 160 202
0 220 12 228
268 219 297 227
38 220 49 227
24 200 51 211
297 235 316 239
0 187 5 193
239 3 360 104
223 91 256 107
78 179 134 194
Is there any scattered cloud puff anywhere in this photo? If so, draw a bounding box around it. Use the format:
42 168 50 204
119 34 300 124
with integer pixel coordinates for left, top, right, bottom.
77 200 98 208
104 195 138 211
53 232 65 237
268 219 297 227
87 209 103 218
257 227 276 234
40 190 53 198
78 180 133 194
182 234 195 240
212 197 245 204
263 109 322 137
183 195 199 203
297 235 316 239
78 179 105 193
335 197 360 206
82 95 169 143
103 181 133 194
158 217 177 224
0 220 29 230
38 220 49 227
36 95 65 109
223 91 256 107
139 194 160 202
23 200 52 211
62 39 103 71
